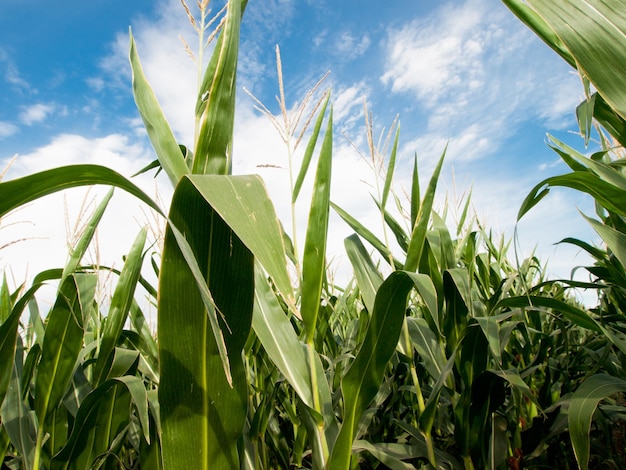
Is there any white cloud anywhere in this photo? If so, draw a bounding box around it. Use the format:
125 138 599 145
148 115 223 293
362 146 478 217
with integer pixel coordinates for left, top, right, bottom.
0 122 18 139
335 31 371 60
380 0 582 163
19 103 56 125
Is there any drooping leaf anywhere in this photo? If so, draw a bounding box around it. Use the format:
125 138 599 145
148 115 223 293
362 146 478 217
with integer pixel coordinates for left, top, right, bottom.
0 164 164 220
332 202 403 270
252 266 334 427
158 176 254 470
568 373 626 470
186 174 294 308
50 378 145 469
344 234 383 314
526 0 626 121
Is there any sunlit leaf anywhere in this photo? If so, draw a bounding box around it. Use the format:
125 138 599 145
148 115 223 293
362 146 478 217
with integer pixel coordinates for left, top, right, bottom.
569 373 626 470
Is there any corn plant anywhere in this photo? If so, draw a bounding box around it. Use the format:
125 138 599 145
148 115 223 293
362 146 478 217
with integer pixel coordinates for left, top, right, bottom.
2 0 626 469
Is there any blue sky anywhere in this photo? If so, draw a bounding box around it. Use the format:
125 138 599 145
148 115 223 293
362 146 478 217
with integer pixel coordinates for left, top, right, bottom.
0 0 598 303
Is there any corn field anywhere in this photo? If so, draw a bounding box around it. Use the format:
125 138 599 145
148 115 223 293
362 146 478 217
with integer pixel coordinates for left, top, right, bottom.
2 0 626 468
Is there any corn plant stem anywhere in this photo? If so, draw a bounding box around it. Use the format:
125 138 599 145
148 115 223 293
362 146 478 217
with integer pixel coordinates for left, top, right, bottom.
306 340 329 463
33 430 43 470
402 320 436 466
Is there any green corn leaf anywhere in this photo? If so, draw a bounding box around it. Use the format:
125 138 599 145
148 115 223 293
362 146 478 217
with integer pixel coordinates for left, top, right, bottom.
526 0 626 121
2 340 37 469
501 0 576 68
332 202 403 270
128 301 159 373
252 266 333 423
583 213 626 268
405 146 446 272
546 135 626 190
344 234 384 314
93 228 147 386
0 164 164 219
129 31 188 186
410 154 420 229
0 276 10 324
61 188 113 283
158 176 254 469
474 312 514 364
353 440 414 470
193 0 243 175
495 295 602 332
568 373 626 470
372 197 410 253
518 172 626 221
576 93 596 146
381 124 400 209
391 421 464 469
301 108 332 343
0 305 21 410
35 274 96 429
50 379 135 470
328 271 422 469
593 92 626 147
490 369 542 412
406 317 447 381
185 175 294 308
293 92 330 203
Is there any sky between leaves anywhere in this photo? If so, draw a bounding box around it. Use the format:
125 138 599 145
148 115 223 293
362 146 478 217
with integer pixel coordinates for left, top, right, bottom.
0 0 599 305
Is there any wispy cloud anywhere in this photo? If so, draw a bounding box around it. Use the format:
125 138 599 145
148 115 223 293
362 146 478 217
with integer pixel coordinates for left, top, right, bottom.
0 122 18 139
0 48 31 92
380 0 582 163
19 103 56 125
334 31 371 60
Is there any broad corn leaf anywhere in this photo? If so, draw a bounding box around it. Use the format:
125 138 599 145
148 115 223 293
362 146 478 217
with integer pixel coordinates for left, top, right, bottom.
568 373 626 470
0 164 164 219
185 174 294 307
0 305 21 410
526 0 626 121
158 175 254 469
329 271 428 469
344 234 383 314
501 0 575 67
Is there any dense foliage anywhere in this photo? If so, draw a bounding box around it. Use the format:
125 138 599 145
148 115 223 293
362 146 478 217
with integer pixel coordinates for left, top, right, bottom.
1 0 626 468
